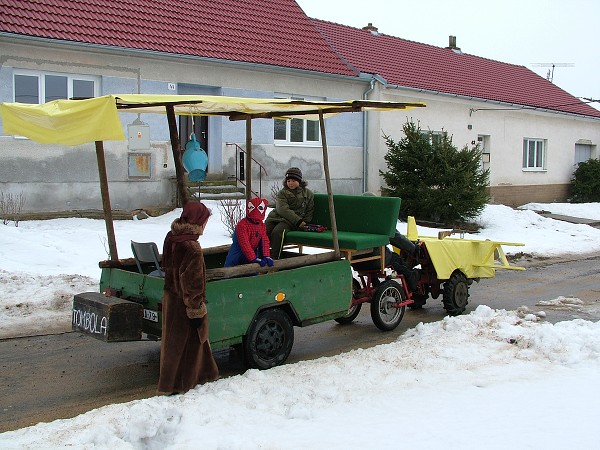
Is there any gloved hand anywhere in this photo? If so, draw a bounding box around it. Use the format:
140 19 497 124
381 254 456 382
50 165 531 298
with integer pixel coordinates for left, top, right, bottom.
190 317 203 328
252 258 267 267
263 257 274 267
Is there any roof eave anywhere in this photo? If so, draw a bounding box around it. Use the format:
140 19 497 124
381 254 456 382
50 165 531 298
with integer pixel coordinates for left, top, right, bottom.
0 32 363 83
379 80 600 121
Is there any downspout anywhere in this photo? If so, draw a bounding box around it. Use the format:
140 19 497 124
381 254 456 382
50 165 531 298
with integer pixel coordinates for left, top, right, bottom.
362 77 376 193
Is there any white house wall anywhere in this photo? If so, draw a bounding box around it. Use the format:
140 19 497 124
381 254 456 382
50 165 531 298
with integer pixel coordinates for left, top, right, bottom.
0 38 368 213
367 86 600 204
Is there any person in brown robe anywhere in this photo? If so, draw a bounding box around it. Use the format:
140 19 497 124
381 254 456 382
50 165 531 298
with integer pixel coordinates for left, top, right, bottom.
157 202 219 395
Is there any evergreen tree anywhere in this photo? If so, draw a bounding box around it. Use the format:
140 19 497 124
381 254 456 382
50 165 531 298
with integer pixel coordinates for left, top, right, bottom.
570 158 600 203
380 120 490 224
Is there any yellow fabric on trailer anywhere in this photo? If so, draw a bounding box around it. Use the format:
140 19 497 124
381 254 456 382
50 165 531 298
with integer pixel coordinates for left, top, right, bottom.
0 94 425 146
0 96 125 145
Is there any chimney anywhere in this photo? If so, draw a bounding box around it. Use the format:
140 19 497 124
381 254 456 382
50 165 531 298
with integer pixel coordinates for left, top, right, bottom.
362 23 379 35
446 35 462 54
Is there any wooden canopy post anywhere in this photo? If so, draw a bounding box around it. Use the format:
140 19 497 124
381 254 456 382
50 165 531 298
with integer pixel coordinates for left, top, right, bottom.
166 105 189 206
319 111 340 258
94 140 119 261
245 116 252 201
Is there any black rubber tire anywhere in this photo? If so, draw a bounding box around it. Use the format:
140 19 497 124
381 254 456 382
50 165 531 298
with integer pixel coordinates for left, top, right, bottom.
243 309 294 370
408 293 428 310
335 279 362 324
443 271 469 316
370 280 406 331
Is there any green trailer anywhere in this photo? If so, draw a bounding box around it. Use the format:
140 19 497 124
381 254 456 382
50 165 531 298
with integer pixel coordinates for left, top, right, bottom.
2 94 425 369
85 247 352 369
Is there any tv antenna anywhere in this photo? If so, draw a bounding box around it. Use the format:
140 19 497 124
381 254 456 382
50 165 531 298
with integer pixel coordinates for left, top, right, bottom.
531 63 574 83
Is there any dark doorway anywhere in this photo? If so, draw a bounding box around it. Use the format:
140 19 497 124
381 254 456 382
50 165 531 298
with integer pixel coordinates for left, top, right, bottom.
180 115 208 153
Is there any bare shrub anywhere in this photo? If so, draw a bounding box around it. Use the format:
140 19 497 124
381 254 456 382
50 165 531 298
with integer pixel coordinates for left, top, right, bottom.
218 199 244 237
270 182 281 206
0 192 26 227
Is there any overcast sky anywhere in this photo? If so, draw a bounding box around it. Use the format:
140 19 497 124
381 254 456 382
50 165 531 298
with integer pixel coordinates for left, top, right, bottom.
297 0 599 108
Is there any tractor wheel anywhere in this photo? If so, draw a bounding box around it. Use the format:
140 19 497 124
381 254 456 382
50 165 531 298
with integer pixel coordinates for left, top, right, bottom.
443 271 469 316
243 309 294 370
370 280 406 331
335 279 362 324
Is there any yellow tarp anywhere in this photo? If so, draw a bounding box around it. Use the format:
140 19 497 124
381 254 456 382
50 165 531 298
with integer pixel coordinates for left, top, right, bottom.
420 237 524 279
0 96 125 145
0 94 426 146
396 217 524 280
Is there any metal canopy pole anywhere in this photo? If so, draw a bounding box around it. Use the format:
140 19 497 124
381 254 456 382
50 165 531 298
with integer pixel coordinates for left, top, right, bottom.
94 140 119 261
319 111 340 259
245 116 252 201
166 105 189 206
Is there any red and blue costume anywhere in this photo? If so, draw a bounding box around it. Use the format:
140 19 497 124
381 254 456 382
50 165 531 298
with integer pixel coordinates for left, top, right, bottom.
224 197 274 267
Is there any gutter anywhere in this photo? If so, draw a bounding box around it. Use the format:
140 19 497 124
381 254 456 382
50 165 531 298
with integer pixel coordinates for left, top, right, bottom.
383 82 600 122
362 77 375 193
361 74 388 193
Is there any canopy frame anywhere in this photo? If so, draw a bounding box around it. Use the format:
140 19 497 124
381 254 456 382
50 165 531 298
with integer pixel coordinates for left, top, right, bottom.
0 95 425 261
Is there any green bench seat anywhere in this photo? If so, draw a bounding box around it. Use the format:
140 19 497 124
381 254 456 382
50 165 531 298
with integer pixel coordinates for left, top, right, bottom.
284 193 401 251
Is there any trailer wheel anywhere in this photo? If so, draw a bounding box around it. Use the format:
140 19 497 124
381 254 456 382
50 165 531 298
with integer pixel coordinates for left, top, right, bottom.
370 280 406 331
335 279 362 324
244 309 294 370
443 271 469 316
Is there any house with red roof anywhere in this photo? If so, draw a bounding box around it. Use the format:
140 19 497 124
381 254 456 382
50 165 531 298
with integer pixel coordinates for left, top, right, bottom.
0 0 367 213
312 20 600 205
0 0 598 214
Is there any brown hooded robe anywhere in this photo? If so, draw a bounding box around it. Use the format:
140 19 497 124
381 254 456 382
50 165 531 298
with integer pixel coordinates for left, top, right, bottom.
157 219 219 394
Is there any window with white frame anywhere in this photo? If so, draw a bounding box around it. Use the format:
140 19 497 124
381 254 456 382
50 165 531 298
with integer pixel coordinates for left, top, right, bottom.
522 138 546 170
13 70 98 104
273 95 321 145
421 130 447 146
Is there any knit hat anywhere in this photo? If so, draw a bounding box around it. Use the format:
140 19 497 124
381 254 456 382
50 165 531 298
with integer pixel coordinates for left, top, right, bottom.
247 197 268 222
285 167 302 182
180 201 211 226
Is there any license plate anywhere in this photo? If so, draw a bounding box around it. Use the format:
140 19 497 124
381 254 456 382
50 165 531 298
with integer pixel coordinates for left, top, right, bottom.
143 309 159 322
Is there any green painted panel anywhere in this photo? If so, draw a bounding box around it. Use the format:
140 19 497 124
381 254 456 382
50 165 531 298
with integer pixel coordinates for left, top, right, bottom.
99 259 352 348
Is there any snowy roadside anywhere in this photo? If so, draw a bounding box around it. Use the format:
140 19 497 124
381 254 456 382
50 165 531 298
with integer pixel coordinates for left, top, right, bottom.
1 201 600 340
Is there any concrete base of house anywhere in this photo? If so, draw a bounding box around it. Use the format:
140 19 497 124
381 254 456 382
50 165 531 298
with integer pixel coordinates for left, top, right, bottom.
488 184 570 207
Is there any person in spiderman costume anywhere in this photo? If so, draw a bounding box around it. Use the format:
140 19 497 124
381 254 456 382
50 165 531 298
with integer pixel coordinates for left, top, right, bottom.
224 197 274 267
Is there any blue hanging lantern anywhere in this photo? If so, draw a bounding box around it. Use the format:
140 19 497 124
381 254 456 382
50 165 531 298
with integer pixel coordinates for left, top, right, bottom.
182 133 208 181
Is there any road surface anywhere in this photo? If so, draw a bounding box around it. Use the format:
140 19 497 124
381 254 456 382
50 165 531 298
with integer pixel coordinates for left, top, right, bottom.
1 253 599 432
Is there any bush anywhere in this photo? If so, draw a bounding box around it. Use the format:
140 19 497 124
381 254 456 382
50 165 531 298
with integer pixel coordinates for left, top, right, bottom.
570 159 600 203
380 120 489 224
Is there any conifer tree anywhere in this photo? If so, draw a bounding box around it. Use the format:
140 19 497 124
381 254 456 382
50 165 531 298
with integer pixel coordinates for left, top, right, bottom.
380 120 489 224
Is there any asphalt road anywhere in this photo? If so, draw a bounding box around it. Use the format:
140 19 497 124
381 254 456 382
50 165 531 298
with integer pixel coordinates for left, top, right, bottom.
1 253 599 432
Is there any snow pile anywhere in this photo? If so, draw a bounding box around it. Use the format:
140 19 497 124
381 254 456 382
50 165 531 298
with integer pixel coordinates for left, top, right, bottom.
1 306 599 449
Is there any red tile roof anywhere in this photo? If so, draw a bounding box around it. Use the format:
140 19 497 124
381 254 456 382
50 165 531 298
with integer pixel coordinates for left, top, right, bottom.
0 0 357 77
312 19 600 118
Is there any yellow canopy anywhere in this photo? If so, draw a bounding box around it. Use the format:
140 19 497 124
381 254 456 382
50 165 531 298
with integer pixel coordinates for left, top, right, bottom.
0 94 426 146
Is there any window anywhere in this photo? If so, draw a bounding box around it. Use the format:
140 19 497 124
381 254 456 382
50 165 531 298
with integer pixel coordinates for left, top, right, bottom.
574 143 592 165
421 130 447 145
522 138 546 170
273 95 321 145
274 117 320 145
13 70 98 104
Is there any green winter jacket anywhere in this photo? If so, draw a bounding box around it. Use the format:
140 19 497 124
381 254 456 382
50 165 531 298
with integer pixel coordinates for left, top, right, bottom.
266 184 314 228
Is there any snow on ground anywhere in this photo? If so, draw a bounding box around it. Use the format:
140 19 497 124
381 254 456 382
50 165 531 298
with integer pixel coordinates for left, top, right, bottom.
0 201 599 448
1 306 599 449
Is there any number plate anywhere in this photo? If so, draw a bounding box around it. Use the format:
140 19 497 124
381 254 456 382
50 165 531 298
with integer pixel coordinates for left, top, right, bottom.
143 309 159 322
